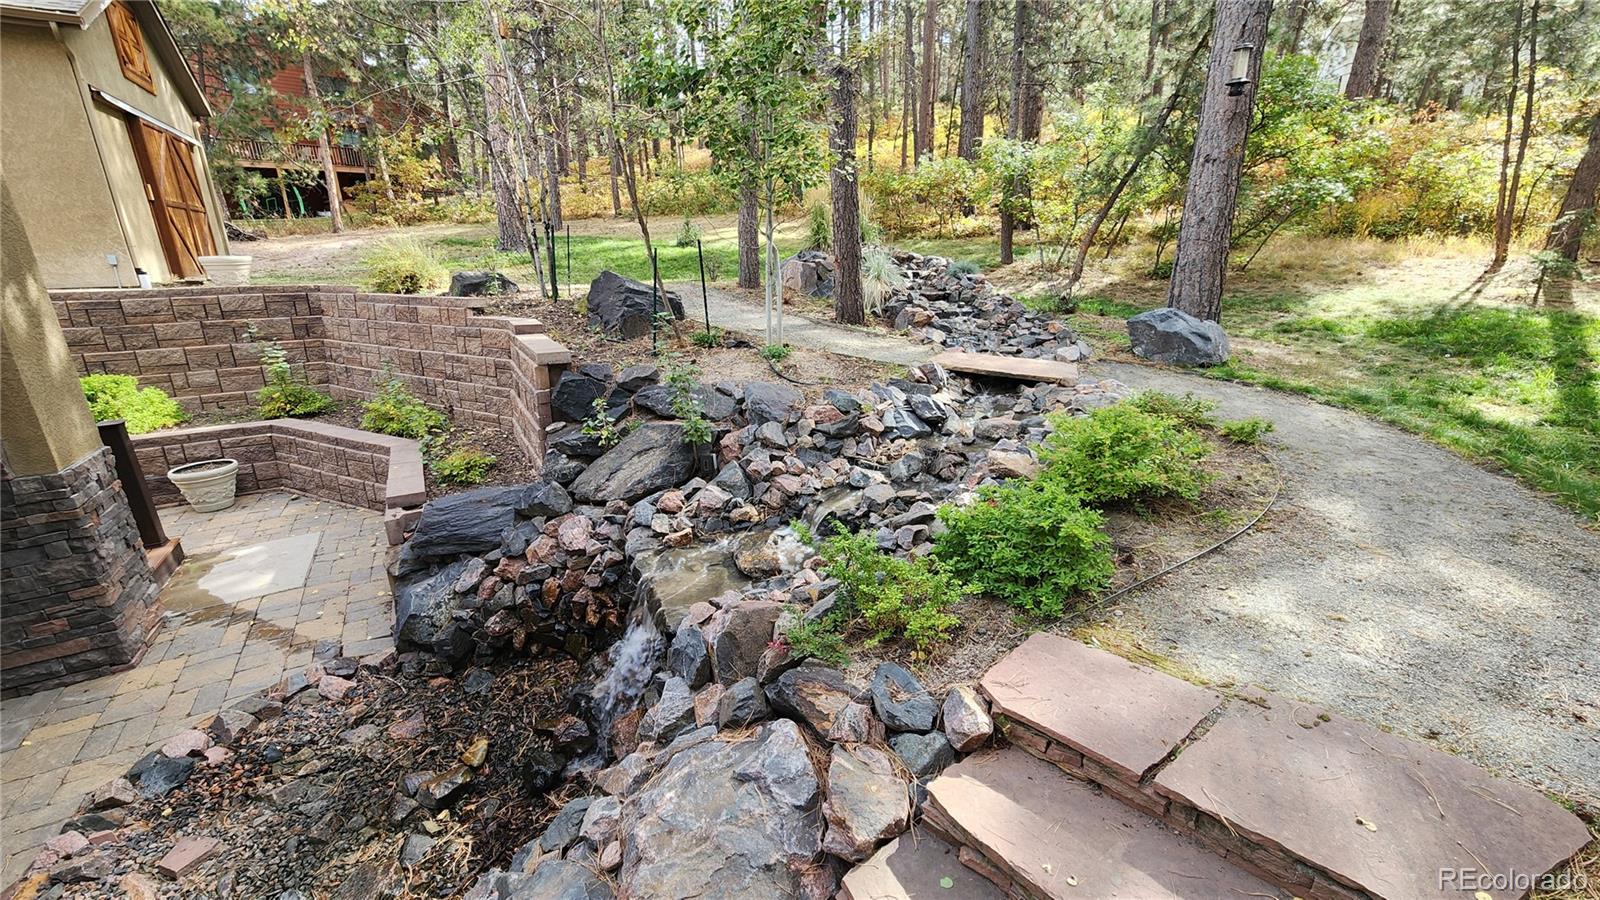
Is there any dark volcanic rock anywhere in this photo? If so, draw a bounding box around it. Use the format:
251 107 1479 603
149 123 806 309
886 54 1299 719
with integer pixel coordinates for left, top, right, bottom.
553 371 612 422
393 559 470 647
870 662 938 733
889 731 955 779
1127 306 1230 366
448 271 518 297
570 422 697 503
130 753 195 798
632 383 739 421
765 664 864 735
517 481 573 518
587 270 686 339
742 382 803 426
406 487 524 557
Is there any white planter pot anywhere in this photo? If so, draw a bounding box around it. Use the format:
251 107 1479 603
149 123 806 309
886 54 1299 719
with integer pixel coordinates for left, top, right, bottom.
197 255 253 286
167 458 239 512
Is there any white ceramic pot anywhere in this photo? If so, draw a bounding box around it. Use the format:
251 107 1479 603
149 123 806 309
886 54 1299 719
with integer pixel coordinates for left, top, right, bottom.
197 255 253 286
167 458 240 512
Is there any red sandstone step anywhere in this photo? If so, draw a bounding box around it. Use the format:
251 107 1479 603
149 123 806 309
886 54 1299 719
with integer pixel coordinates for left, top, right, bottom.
928 350 1080 385
839 826 1005 900
1153 696 1593 900
979 633 1221 782
924 748 1290 899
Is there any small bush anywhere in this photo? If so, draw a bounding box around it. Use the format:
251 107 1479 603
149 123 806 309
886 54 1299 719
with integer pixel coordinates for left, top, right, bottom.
580 397 624 448
360 375 446 439
663 356 713 445
782 617 848 666
673 218 703 248
760 343 792 362
1129 391 1216 429
820 530 967 652
1039 402 1212 505
690 327 725 349
935 480 1113 617
806 203 832 250
362 237 446 294
947 260 980 276
80 374 186 434
1221 417 1275 445
430 444 495 485
252 337 333 419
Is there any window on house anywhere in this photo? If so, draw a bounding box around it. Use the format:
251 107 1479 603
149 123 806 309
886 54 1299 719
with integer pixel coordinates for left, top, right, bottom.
107 2 156 95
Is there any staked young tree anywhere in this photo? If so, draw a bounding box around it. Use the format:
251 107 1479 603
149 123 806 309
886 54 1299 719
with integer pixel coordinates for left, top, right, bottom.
1546 110 1600 262
1166 0 1272 323
1344 0 1390 99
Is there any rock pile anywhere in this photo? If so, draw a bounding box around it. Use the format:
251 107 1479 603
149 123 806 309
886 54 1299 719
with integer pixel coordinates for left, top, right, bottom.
782 249 836 298
880 250 1094 362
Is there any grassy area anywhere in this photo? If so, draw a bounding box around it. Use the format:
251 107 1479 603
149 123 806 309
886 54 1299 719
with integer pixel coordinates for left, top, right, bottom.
1071 264 1600 521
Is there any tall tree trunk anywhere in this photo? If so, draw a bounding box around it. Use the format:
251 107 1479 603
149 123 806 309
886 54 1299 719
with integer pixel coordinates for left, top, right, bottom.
1491 1 1526 269
916 0 937 161
1281 0 1309 54
481 46 527 251
902 1 915 170
301 52 344 233
738 177 760 288
999 0 1031 264
1496 0 1538 268
1166 0 1273 323
831 60 865 324
1546 110 1600 261
1344 1 1390 99
608 128 623 216
956 0 985 160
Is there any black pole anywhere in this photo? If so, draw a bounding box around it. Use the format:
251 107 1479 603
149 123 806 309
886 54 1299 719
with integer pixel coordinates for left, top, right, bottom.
650 248 661 356
565 224 572 291
546 221 559 301
696 239 710 335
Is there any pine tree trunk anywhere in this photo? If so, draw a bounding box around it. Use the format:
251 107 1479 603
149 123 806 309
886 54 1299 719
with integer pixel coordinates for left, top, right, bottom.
481 47 526 251
956 0 985 160
738 177 760 288
1344 1 1390 99
608 129 623 217
902 1 915 170
831 61 865 325
1166 0 1272 323
1491 1 1526 269
302 52 344 233
1282 0 1308 54
1000 0 1030 264
1546 111 1600 261
916 0 937 161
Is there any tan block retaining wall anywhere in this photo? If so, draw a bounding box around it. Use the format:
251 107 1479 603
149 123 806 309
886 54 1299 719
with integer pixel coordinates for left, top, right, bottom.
51 285 572 467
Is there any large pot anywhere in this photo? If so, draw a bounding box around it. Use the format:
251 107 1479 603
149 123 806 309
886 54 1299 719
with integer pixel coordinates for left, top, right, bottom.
167 458 239 512
196 254 253 286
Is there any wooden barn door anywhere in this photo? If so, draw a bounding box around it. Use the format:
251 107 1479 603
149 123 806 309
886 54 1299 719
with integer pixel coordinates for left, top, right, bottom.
131 121 216 278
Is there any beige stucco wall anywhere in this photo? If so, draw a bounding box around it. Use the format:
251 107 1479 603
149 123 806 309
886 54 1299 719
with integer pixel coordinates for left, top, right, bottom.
0 13 228 289
1 181 103 476
0 23 133 288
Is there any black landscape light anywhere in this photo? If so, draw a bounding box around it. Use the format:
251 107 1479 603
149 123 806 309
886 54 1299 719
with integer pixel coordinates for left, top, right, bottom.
1227 44 1255 96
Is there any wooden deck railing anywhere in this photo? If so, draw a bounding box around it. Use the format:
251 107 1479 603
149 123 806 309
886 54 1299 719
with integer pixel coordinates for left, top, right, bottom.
211 137 367 169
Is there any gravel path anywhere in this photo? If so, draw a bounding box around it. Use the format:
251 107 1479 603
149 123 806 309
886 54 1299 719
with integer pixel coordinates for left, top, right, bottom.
1095 361 1600 806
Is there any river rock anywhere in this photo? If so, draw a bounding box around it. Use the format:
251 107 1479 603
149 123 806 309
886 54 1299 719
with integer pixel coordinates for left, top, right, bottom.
668 621 711 688
742 382 803 426
618 719 820 898
826 702 886 745
1127 306 1230 366
870 662 937 733
467 859 614 900
539 797 593 853
704 600 785 684
587 270 686 339
570 423 697 503
986 449 1040 480
941 685 993 751
766 664 864 735
820 744 910 862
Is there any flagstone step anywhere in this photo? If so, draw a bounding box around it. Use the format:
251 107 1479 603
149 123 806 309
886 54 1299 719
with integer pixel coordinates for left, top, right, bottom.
970 634 1593 900
923 747 1292 899
838 826 1005 900
927 350 1080 385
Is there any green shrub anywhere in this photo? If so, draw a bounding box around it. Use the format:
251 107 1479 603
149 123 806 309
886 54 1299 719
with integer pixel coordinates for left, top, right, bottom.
673 218 703 248
934 480 1113 617
1129 391 1216 429
253 338 333 419
690 327 725 349
806 203 832 250
947 260 980 276
760 343 792 362
781 617 849 666
1220 417 1275 445
1039 402 1212 504
580 397 625 448
664 356 712 445
819 530 967 652
430 444 495 485
362 237 446 294
360 375 446 439
79 374 186 434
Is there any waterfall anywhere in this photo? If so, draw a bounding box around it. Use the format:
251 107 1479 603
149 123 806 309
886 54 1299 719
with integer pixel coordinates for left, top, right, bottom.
589 585 666 759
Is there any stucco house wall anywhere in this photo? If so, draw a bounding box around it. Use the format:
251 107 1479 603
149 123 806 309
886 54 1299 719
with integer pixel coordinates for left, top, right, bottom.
0 4 228 289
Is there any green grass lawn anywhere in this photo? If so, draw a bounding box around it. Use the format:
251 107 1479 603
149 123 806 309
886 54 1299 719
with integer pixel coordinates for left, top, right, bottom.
1074 291 1600 521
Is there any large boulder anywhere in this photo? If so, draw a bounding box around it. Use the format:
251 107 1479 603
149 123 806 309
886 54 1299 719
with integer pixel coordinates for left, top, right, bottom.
821 744 910 861
570 422 697 503
703 600 786 685
765 664 864 735
552 371 613 422
393 559 472 647
405 487 525 558
1127 307 1230 366
587 270 686 339
619 719 821 898
742 382 804 426
449 271 518 297
633 382 739 421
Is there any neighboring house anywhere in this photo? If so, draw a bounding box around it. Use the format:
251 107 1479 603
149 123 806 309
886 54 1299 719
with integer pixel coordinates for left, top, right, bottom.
1 0 228 288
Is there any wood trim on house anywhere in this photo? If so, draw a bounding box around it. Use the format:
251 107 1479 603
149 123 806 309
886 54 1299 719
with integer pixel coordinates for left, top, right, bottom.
128 119 215 278
105 0 153 94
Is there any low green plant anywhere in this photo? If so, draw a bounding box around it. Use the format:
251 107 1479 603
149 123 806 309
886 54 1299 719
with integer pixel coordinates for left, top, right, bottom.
362 237 445 294
430 443 495 485
79 374 187 434
1129 391 1216 429
787 519 815 546
782 617 848 666
580 397 624 448
673 218 703 248
360 373 446 439
1039 402 1212 505
806 203 832 250
819 530 968 652
1220 417 1275 445
760 343 792 362
253 337 333 419
664 356 712 445
690 327 725 349
934 480 1114 617
947 259 980 276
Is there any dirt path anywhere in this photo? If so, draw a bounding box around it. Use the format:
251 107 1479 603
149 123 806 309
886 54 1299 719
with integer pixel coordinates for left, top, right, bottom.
1094 361 1600 807
672 284 937 366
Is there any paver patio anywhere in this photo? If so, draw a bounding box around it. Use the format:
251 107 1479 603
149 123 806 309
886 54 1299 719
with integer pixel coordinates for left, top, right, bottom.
0 492 393 884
